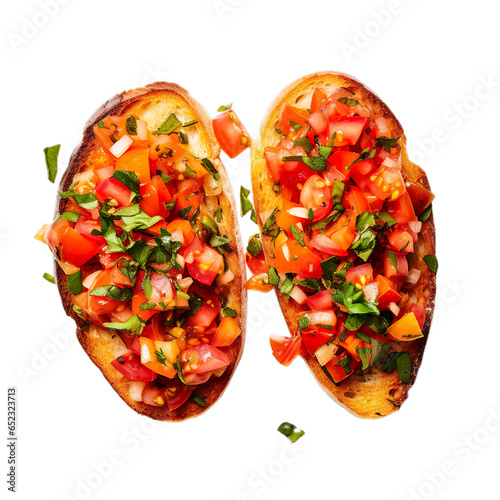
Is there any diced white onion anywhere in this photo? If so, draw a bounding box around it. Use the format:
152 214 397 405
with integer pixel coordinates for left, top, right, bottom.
408 221 422 233
136 120 148 141
177 277 193 291
315 343 338 366
282 243 291 262
141 343 151 364
109 135 133 157
185 253 194 264
405 268 422 284
129 381 146 402
287 207 309 219
289 286 307 305
388 302 400 316
204 174 222 196
362 281 379 303
83 270 101 289
217 268 235 286
176 253 185 269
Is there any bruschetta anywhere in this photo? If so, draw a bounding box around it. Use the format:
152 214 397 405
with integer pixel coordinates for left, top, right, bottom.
43 82 246 421
249 72 436 418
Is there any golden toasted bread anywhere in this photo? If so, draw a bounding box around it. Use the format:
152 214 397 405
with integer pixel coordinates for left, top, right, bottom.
251 72 436 418
54 82 246 421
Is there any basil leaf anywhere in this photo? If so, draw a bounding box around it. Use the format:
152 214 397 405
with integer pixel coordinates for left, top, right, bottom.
178 206 192 220
298 315 310 331
311 208 343 230
60 188 99 210
127 239 150 268
345 314 364 331
335 354 352 375
293 137 314 155
143 268 153 301
178 131 189 144
44 144 60 183
396 352 412 384
43 273 55 284
90 285 133 301
214 207 223 222
308 208 314 222
223 307 237 318
268 266 279 286
262 207 280 237
350 230 376 261
283 155 327 172
419 204 433 222
289 120 302 131
103 315 145 335
371 339 392 366
115 206 162 232
275 128 286 137
67 270 83 295
240 186 254 216
99 215 125 253
247 234 263 258
356 211 376 232
201 158 220 181
289 225 305 247
58 211 81 223
277 422 305 443
112 170 140 195
217 103 232 112
331 180 345 206
375 136 400 152
210 235 230 247
321 256 340 279
280 276 294 295
182 120 198 127
155 348 168 364
423 254 438 273
356 346 372 370
187 293 204 316
337 97 358 106
377 210 397 227
125 116 137 135
200 215 218 235
154 113 181 135
174 356 187 384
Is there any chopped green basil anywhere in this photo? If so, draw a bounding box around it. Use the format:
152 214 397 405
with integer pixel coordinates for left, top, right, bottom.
44 144 60 183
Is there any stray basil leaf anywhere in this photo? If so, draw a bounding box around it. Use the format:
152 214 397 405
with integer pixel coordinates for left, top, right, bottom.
201 158 220 181
289 225 305 247
396 352 412 384
247 234 263 258
419 204 433 222
58 211 81 223
192 395 206 406
268 266 279 286
240 186 254 216
298 315 310 331
277 422 305 443
43 273 55 284
375 136 400 152
44 144 60 183
182 120 198 127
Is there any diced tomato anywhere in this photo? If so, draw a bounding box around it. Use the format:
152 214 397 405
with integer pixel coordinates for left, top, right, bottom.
387 227 414 253
322 211 357 251
93 115 148 154
245 273 273 292
140 176 171 218
111 351 157 382
264 146 309 181
141 314 166 341
367 165 406 201
327 151 359 182
350 158 377 190
140 338 178 378
398 303 426 330
181 344 230 374
327 117 368 146
310 88 328 113
86 269 124 316
276 200 307 233
213 109 251 158
116 149 150 184
387 312 423 341
142 386 167 406
95 178 133 207
212 316 241 347
182 236 223 286
176 178 203 220
94 165 115 184
338 333 369 362
300 174 332 222
165 380 190 410
324 352 358 383
183 371 213 386
245 252 268 275
375 275 401 310
187 302 220 330
406 182 435 216
308 109 329 134
275 237 322 279
270 334 302 367
362 190 384 213
44 218 101 268
301 331 332 356
149 134 186 164
167 218 194 246
383 250 409 279
301 310 337 334
306 289 336 311
278 104 309 135
385 192 417 224
346 264 373 287
75 217 106 246
342 185 370 215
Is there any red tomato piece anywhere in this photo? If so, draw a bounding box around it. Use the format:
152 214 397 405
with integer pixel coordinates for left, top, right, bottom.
327 116 368 146
324 352 358 383
387 227 414 253
95 178 133 207
270 334 302 367
406 182 435 216
300 174 332 222
385 192 417 224
374 275 401 310
346 264 373 287
213 109 251 158
165 380 191 410
75 217 106 246
182 236 223 286
181 344 230 374
342 185 370 215
301 331 332 356
310 88 328 113
278 104 309 135
367 165 406 201
212 316 241 347
327 151 359 182
111 351 157 382
275 238 323 279
383 250 409 279
245 252 268 275
306 289 336 311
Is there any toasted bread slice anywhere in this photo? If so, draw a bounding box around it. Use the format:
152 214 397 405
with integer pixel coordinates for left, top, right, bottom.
54 82 246 421
251 72 436 418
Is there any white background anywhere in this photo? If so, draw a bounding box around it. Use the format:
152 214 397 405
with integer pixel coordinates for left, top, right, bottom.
2 1 500 499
